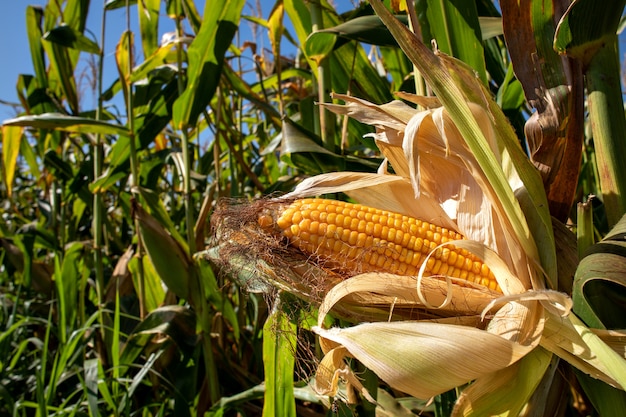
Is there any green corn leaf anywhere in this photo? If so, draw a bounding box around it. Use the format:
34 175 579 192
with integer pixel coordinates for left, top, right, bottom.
1 126 23 198
286 0 393 104
102 43 176 101
576 371 626 417
63 0 90 32
262 301 297 417
172 0 245 129
133 200 192 300
128 255 166 314
138 0 160 57
54 242 86 344
304 31 337 65
42 31 79 114
116 30 133 112
425 0 487 84
554 0 626 65
43 25 100 54
18 131 41 179
555 0 626 227
26 6 47 89
120 305 197 368
574 213 626 330
195 258 240 342
3 113 130 137
105 0 137 10
280 117 379 174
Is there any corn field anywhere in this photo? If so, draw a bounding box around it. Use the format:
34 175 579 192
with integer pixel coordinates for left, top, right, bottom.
1 0 626 416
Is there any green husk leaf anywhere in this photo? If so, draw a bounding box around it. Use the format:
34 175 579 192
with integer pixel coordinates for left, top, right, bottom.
574 213 626 329
576 371 626 417
314 320 535 400
541 311 626 389
370 0 557 289
453 347 553 417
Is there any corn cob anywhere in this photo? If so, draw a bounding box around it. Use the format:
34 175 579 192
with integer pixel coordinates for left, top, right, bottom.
259 198 501 292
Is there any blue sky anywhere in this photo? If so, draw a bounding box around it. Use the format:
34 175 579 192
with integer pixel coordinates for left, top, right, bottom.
1 2 624 121
0 0 280 120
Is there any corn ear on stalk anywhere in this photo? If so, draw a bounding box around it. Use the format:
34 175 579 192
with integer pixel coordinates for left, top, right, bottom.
259 198 500 292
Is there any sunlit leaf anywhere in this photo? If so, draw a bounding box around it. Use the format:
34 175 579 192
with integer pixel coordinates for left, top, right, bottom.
425 0 487 84
453 347 553 416
26 6 47 89
172 0 245 129
128 255 166 313
3 113 129 137
1 126 23 197
138 0 160 57
263 304 297 417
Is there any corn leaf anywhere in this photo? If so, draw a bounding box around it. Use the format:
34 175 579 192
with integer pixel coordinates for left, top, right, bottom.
102 43 176 101
541 311 626 389
26 6 48 89
43 25 100 54
554 0 626 65
41 23 79 114
263 304 297 417
120 305 197 366
314 320 534 400
138 0 160 57
286 0 393 104
453 347 553 417
576 371 626 417
54 242 86 344
133 201 192 300
500 0 584 221
116 30 133 112
425 0 487 84
1 126 23 198
172 0 245 129
578 16 626 226
573 213 626 330
3 113 130 137
128 255 166 313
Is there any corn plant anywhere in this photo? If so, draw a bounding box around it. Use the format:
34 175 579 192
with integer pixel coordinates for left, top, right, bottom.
1 0 626 416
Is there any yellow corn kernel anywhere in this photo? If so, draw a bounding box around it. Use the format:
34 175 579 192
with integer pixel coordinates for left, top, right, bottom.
266 198 501 292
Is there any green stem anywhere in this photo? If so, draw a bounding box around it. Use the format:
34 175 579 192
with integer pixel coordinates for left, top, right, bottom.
125 0 145 318
93 0 106 315
407 0 427 101
577 198 595 258
175 16 196 254
309 0 334 151
586 35 626 227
